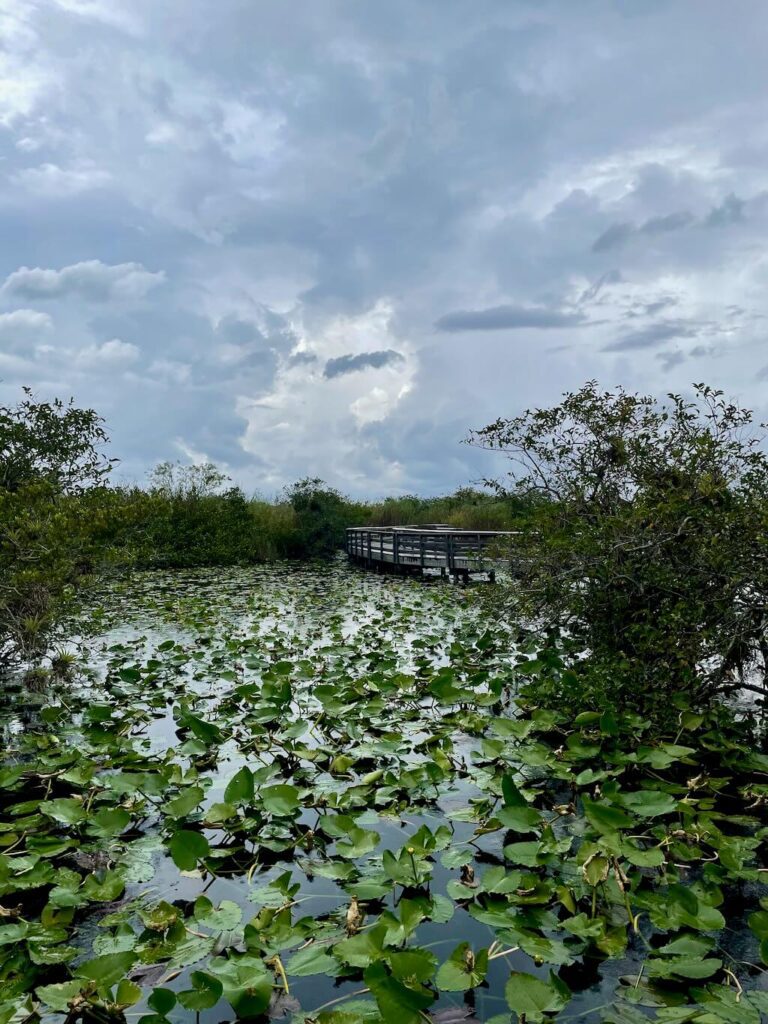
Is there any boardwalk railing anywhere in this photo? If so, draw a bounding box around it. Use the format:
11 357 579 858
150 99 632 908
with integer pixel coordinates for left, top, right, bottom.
346 525 515 580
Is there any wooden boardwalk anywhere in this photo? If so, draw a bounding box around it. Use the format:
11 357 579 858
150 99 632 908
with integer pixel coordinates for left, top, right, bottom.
346 525 513 582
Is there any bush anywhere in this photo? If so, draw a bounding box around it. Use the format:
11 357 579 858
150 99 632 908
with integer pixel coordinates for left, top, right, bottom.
470 382 768 712
113 464 300 568
284 478 363 558
0 390 113 662
365 487 526 530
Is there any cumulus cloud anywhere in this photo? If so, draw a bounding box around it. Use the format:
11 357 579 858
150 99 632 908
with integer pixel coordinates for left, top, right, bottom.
49 0 140 32
11 161 111 196
435 305 586 332
3 261 165 301
705 193 745 227
237 302 416 490
324 349 405 378
74 338 140 368
592 222 635 252
657 349 687 371
2 2 768 493
0 308 53 340
640 210 695 235
593 205 728 251
579 270 623 303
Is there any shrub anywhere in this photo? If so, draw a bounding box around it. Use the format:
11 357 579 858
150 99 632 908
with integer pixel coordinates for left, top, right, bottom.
0 390 113 661
469 382 768 712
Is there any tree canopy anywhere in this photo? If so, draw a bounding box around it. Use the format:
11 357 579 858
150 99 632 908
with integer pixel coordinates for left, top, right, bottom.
0 390 113 661
469 382 768 710
0 387 111 493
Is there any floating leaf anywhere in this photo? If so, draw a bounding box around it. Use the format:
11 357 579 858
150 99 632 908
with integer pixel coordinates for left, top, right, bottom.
115 979 142 1007
35 981 83 1012
207 954 272 1018
87 807 131 837
285 943 341 977
75 951 138 991
363 960 435 1024
436 943 488 991
193 896 242 932
616 790 677 818
582 796 633 833
260 784 300 815
41 799 85 825
167 829 210 870
147 988 177 1014
177 971 223 1010
224 767 254 805
505 970 570 1021
165 785 205 818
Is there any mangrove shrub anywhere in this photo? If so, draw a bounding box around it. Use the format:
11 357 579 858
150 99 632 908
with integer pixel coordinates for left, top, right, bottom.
470 382 768 710
0 389 113 661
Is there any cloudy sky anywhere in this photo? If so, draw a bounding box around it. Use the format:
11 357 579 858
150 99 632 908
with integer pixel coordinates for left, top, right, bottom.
1 1 768 496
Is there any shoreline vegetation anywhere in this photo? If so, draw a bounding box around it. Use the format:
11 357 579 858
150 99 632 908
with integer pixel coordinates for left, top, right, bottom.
1 382 767 1023
0 387 531 664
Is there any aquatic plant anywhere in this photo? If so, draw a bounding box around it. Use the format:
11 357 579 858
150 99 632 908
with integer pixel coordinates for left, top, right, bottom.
1 563 766 1023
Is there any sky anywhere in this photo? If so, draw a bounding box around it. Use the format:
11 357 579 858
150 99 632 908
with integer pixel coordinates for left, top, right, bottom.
1 1 768 497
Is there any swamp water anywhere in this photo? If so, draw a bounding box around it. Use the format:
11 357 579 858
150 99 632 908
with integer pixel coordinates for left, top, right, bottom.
1 560 767 1023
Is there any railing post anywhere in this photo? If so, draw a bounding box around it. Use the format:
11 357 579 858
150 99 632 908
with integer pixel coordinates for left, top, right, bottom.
393 531 400 567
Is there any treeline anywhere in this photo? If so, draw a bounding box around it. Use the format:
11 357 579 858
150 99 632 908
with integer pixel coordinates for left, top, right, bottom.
1 389 529 661
105 465 526 569
6 381 768 719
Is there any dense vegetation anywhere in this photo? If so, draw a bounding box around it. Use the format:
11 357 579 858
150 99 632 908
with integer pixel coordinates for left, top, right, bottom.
0 390 116 662
2 381 768 1023
0 388 523 664
0 565 766 1024
114 474 522 569
470 382 768 716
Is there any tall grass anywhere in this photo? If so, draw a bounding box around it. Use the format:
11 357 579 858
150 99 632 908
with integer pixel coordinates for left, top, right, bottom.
365 487 523 530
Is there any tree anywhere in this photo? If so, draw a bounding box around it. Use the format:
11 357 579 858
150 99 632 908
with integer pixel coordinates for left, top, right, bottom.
131 462 262 567
468 382 768 711
0 389 113 662
284 478 355 557
0 388 111 493
148 460 229 498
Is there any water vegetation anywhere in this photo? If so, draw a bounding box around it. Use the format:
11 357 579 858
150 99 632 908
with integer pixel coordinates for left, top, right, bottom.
0 387 524 661
0 564 766 1024
1 382 767 1023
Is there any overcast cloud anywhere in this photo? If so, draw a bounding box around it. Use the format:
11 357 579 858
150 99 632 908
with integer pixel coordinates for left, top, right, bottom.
1 1 767 496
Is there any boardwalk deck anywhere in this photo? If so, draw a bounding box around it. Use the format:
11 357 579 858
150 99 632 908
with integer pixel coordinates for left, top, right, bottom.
346 525 513 581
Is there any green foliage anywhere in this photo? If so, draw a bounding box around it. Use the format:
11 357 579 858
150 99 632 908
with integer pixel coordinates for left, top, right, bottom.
284 477 363 557
470 381 768 710
365 485 528 530
115 476 521 568
2 564 766 1023
0 389 116 662
2 384 524 606
0 386 111 494
116 480 297 567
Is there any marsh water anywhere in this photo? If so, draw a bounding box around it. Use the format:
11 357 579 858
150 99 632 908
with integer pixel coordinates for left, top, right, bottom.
2 559 767 1023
